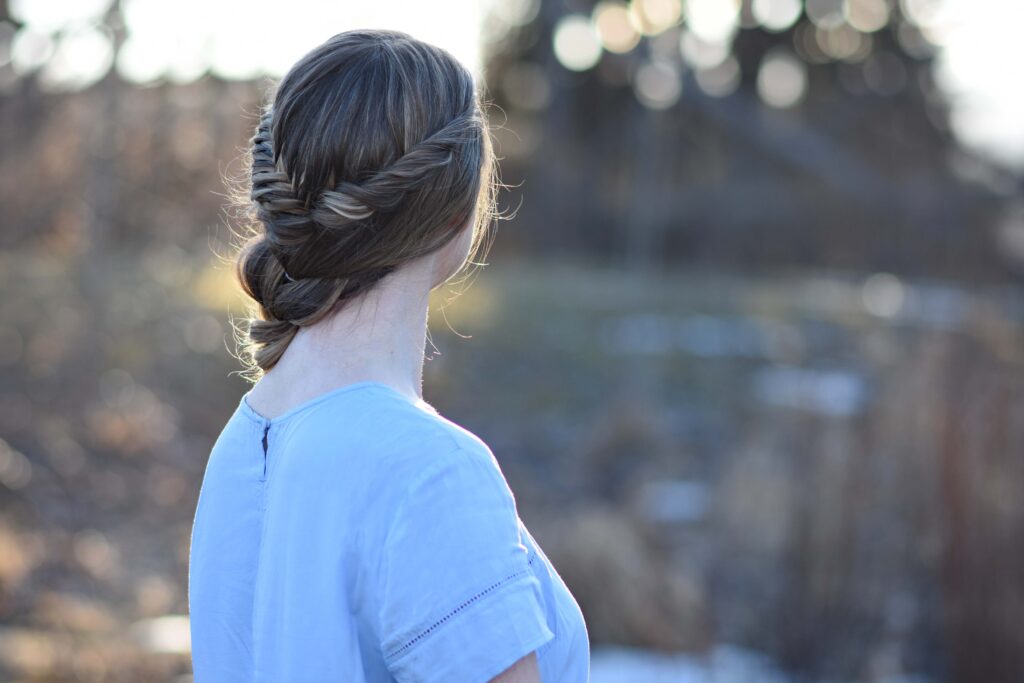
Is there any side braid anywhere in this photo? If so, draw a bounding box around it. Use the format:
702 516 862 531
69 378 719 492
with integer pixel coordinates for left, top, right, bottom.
251 107 479 280
250 108 327 249
317 109 479 217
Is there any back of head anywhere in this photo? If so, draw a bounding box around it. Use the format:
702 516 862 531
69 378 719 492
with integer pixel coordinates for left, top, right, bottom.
232 29 496 378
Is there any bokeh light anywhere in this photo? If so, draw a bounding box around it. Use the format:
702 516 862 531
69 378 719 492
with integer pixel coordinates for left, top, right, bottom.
553 14 603 72
38 24 114 92
793 20 830 63
679 30 731 69
757 47 807 107
684 0 740 43
10 27 55 75
9 0 111 31
490 0 541 27
901 0 943 28
862 273 906 318
633 59 682 109
629 0 683 36
843 0 890 33
805 0 845 29
752 0 803 33
816 23 872 62
695 56 741 97
594 1 641 54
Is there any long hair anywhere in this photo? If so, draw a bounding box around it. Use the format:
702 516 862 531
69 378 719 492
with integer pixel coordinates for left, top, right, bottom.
229 29 498 378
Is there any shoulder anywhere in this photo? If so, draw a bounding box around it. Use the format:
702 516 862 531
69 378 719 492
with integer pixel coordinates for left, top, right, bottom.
283 385 507 492
383 405 513 510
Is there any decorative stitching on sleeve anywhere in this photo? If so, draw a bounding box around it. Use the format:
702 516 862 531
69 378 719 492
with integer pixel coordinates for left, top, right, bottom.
387 552 539 660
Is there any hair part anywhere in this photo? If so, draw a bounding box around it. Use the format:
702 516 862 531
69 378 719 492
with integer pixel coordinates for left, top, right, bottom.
225 29 500 380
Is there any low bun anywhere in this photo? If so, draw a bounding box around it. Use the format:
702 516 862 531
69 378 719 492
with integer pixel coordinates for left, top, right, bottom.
235 236 398 372
229 29 498 379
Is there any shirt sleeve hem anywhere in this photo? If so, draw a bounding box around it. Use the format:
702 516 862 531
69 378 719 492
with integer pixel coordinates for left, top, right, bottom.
384 572 555 683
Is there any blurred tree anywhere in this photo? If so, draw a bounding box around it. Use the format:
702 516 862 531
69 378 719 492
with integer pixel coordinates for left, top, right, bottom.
482 0 1016 281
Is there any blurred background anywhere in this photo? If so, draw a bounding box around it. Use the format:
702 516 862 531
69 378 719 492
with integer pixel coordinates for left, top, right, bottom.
1 0 1022 681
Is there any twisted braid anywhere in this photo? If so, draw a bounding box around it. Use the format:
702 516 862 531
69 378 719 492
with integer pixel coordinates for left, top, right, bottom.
250 106 479 280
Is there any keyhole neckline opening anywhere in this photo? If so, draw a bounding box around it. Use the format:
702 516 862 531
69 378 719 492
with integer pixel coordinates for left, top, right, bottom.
239 380 416 426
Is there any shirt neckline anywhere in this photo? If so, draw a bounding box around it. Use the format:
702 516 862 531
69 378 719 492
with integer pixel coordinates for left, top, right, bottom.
239 380 417 426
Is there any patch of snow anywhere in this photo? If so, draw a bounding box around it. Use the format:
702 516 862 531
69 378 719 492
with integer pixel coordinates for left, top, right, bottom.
590 644 791 683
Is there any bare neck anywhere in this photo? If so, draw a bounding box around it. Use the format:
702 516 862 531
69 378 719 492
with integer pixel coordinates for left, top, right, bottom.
246 265 434 419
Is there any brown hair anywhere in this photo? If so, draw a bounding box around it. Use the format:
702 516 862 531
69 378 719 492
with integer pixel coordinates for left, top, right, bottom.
229 29 498 379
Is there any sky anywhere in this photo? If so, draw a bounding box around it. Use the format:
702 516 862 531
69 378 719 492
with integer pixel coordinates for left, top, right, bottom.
929 0 1024 172
3 0 1023 171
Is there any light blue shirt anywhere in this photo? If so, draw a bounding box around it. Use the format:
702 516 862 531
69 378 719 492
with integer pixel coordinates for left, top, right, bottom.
188 380 590 682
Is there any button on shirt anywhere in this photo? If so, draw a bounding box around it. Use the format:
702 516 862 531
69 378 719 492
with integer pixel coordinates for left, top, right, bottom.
188 381 590 682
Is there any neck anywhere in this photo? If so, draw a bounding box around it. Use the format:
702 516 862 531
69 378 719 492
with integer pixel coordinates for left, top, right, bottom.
261 263 435 405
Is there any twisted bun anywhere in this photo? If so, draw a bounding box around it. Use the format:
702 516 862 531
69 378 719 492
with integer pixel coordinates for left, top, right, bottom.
230 29 497 377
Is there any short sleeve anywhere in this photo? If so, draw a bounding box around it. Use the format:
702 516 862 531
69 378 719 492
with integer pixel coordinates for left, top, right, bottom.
376 443 554 683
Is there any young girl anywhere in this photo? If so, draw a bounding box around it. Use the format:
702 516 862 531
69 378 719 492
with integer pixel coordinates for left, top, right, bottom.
187 29 590 682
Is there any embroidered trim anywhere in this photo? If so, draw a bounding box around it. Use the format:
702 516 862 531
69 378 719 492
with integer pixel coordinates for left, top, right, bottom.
388 552 538 660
